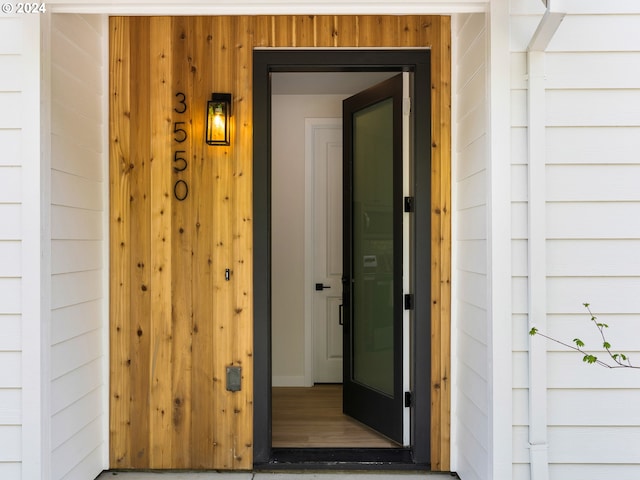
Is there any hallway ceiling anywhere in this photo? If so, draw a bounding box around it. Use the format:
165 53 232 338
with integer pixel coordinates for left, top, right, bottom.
271 71 396 95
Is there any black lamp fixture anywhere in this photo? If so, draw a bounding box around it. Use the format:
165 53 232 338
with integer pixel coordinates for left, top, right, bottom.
206 93 232 146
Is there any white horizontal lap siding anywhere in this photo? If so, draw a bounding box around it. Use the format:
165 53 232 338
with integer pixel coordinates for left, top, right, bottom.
453 12 490 480
507 6 536 477
537 9 640 478
50 13 106 480
0 14 25 479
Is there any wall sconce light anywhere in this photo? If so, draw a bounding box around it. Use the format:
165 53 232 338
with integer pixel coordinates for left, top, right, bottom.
206 93 232 146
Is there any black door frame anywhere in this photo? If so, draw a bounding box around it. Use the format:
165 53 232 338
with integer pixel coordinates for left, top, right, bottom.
253 49 431 468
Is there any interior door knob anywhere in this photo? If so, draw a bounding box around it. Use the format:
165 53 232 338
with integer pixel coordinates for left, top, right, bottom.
315 283 331 291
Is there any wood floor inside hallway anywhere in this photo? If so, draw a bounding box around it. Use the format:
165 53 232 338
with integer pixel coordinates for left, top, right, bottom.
272 384 399 448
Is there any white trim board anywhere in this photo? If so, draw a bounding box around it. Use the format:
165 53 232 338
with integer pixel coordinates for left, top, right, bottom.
99 13 110 471
487 1 513 478
22 13 52 480
45 0 488 15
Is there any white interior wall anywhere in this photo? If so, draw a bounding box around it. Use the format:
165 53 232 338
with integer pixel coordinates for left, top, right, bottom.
271 93 346 386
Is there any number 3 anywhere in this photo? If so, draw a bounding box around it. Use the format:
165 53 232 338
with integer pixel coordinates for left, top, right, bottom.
174 92 187 114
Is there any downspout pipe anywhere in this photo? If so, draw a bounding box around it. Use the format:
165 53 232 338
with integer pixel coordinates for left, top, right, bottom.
526 2 565 480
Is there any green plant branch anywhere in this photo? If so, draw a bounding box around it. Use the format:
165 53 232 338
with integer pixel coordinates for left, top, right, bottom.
529 303 639 370
584 303 635 368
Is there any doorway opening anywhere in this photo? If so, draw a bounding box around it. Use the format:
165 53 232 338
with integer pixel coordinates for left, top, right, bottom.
253 49 431 468
271 71 400 450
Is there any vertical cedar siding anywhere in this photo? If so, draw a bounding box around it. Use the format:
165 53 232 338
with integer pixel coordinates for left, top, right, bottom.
109 15 451 471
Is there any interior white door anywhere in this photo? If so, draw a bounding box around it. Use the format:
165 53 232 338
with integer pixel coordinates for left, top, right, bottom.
308 119 344 383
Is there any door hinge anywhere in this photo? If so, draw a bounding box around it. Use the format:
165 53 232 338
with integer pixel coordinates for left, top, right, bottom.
404 196 414 213
405 391 412 408
404 294 414 310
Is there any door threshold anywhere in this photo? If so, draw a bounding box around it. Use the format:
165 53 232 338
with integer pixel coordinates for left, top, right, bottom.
256 448 428 471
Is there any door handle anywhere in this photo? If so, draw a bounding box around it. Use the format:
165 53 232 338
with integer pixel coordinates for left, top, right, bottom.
339 304 343 326
315 283 331 291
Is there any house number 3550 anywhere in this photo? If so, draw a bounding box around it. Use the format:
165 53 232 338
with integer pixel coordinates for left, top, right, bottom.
173 92 189 201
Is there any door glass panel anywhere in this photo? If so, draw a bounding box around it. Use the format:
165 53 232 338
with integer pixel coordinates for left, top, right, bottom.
352 97 394 396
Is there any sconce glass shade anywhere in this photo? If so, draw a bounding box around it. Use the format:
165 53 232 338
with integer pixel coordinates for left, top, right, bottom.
206 93 232 146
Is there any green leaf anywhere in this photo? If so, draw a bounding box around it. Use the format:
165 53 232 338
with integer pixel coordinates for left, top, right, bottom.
583 354 598 364
573 338 585 348
583 303 590 307
529 327 538 336
597 323 609 329
603 342 611 349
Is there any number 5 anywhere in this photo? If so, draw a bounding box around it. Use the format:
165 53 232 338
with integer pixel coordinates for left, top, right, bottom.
174 122 187 143
173 151 188 172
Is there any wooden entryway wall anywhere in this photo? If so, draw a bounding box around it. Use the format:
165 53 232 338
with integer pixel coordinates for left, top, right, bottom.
109 15 451 471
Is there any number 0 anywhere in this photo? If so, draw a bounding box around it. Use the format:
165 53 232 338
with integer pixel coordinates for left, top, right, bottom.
174 180 189 201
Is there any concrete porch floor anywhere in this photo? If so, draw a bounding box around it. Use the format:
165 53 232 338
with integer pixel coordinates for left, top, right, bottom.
97 471 456 479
